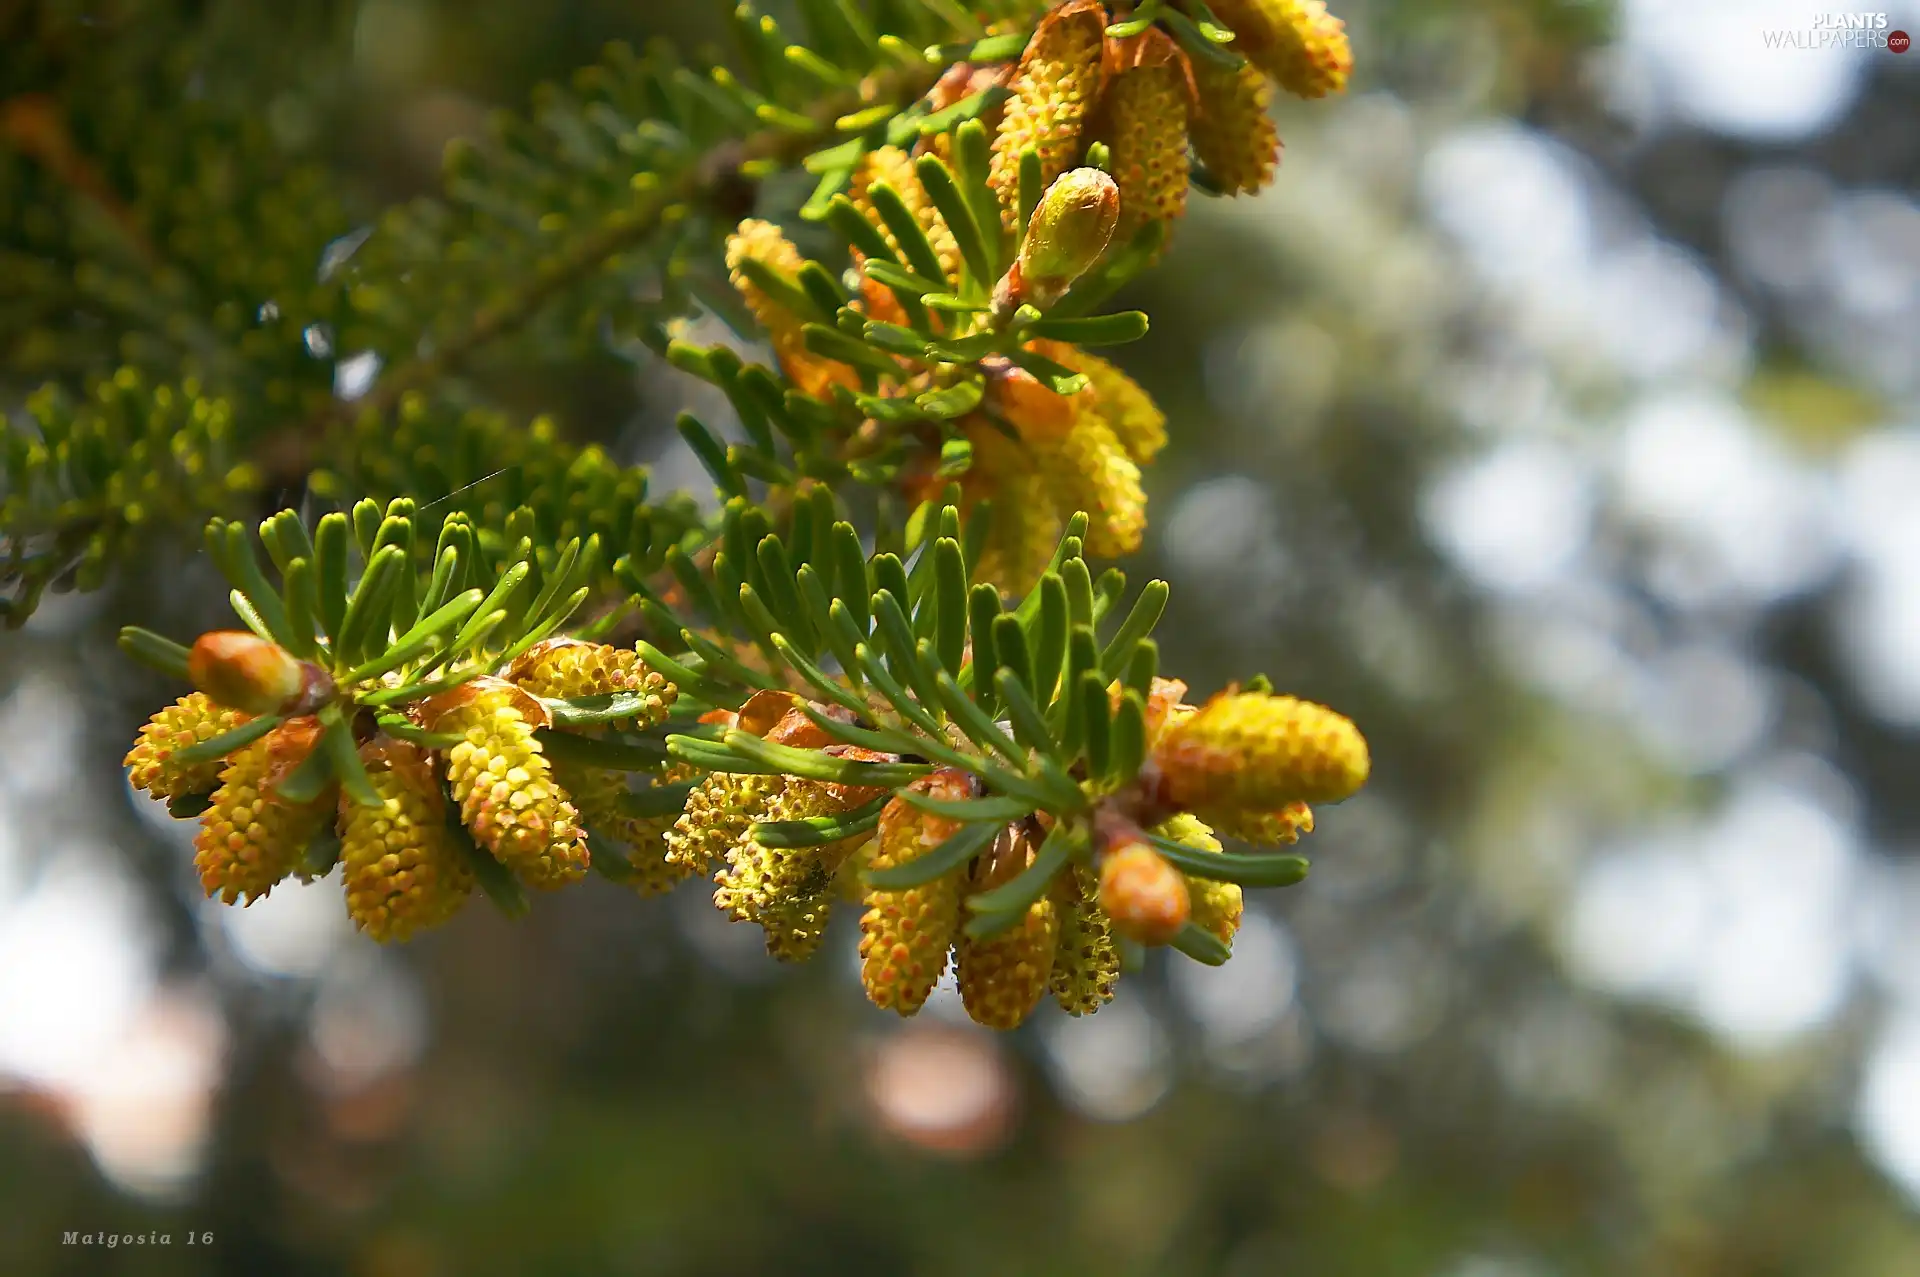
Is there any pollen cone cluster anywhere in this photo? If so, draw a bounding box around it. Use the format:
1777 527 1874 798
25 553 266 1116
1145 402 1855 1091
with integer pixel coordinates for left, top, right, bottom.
983 0 1349 252
955 828 1060 1029
1094 29 1191 254
194 717 334 905
1214 799 1314 847
859 771 971 1015
1154 813 1244 950
125 692 253 800
506 637 686 894
507 637 676 727
1153 689 1370 821
716 777 882 961
427 677 589 889
1189 57 1279 196
726 219 859 402
339 740 474 942
964 356 1151 580
664 770 783 875
1206 0 1354 100
559 761 691 896
851 146 964 290
134 634 690 938
1049 864 1121 1015
989 0 1110 214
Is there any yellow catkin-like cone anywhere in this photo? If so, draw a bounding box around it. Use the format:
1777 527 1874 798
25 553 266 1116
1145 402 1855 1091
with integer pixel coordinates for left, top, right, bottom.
955 831 1060 1030
965 423 1066 592
1190 57 1281 195
509 634 680 892
557 761 691 897
852 146 963 289
664 771 783 875
339 740 474 942
1154 814 1243 951
726 219 859 401
715 779 874 962
979 360 1144 560
1027 405 1147 559
1100 38 1192 254
1211 0 1352 99
858 772 972 1014
1154 691 1369 815
957 898 1058 1029
126 692 253 799
989 0 1107 218
834 834 879 903
1265 0 1352 99
716 840 835 961
916 61 1007 165
1050 865 1121 1015
193 718 333 905
1214 800 1314 847
507 639 676 728
432 683 589 889
1034 339 1167 466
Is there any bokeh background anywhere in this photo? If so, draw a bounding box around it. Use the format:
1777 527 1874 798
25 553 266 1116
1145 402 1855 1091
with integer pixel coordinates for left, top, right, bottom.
5 0 1920 1272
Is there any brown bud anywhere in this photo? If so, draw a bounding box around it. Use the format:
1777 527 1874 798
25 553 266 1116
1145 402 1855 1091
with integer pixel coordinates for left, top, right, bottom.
736 689 802 739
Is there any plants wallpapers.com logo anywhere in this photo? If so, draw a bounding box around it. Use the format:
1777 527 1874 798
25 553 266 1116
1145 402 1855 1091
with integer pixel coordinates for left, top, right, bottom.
1761 12 1912 50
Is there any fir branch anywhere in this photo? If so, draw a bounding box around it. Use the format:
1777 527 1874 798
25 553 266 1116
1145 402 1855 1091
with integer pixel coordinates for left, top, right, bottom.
293 47 961 443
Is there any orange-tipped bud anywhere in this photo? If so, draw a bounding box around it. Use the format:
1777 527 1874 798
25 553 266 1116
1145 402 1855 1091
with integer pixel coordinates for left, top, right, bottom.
858 771 972 1014
1005 167 1119 308
1097 838 1190 946
1153 691 1369 815
187 631 308 716
125 692 253 799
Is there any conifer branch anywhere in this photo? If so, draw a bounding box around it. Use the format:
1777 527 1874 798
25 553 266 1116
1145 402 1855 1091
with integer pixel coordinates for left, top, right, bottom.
31 0 1376 1034
289 49 954 444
